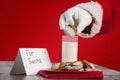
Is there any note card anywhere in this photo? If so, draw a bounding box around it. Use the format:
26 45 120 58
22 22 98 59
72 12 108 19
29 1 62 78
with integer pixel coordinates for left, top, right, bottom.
10 48 52 75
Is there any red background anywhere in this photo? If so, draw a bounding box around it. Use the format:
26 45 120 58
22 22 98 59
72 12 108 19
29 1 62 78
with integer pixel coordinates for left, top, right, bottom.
0 0 120 71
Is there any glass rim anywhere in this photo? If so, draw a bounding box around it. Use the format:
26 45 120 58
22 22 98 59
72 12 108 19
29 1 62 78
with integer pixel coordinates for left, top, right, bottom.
62 35 78 42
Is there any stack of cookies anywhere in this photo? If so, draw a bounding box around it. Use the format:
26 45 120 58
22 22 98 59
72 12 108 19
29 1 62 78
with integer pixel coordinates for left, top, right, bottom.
51 60 95 71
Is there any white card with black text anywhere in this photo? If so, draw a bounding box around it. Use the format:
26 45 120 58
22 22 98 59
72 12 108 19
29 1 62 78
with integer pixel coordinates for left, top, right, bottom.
10 48 52 75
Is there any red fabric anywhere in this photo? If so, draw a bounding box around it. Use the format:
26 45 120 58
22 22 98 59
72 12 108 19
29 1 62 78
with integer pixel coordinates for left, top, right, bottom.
0 0 120 71
39 70 103 79
97 0 120 34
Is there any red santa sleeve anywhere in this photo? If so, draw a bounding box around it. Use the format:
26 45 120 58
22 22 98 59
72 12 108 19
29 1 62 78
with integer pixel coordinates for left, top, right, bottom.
76 0 120 36
97 0 120 35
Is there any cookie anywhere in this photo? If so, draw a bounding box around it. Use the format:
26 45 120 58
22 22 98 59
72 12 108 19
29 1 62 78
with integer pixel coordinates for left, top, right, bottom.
68 25 77 33
82 60 95 69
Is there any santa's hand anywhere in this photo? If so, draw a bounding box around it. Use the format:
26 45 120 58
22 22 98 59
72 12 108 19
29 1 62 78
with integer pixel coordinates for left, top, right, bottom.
59 1 103 38
59 7 92 36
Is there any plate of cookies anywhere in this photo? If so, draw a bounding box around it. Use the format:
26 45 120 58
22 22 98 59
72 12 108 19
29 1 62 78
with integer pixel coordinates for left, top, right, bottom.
39 60 103 79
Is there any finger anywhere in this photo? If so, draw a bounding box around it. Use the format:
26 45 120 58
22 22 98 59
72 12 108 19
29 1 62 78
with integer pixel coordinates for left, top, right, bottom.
64 12 74 25
64 25 75 36
59 14 66 30
77 16 92 33
89 29 98 38
77 8 92 33
77 33 90 38
77 22 87 33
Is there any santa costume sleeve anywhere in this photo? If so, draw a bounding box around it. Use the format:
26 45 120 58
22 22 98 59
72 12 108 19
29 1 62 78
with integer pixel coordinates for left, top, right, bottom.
76 0 120 36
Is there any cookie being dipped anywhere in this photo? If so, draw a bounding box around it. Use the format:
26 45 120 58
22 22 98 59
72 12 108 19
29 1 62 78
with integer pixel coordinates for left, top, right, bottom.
64 25 77 36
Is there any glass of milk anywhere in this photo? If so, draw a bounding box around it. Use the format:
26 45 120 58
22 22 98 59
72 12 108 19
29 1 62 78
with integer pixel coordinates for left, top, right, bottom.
62 35 78 62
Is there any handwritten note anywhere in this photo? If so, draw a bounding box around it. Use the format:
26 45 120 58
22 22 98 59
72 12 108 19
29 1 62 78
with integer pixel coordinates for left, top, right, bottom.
10 48 52 75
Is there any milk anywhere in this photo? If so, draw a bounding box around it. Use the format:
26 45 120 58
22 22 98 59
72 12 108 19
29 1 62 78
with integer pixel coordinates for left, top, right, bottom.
62 36 78 62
